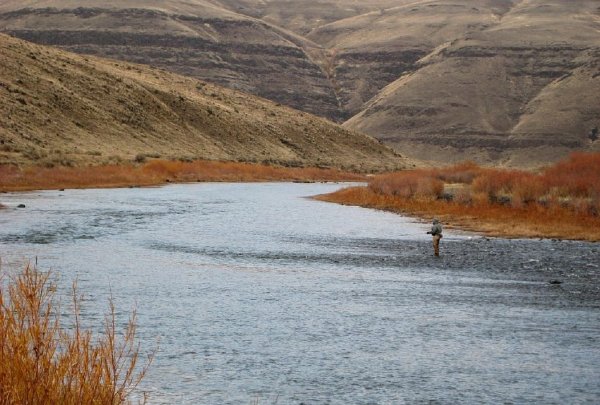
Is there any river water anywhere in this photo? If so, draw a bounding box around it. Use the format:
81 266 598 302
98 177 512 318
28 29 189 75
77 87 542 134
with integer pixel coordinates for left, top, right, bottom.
0 183 599 404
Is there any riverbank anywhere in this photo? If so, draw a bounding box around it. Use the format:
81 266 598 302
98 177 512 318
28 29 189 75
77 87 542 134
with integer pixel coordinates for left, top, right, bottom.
0 159 365 192
315 153 600 242
316 187 600 241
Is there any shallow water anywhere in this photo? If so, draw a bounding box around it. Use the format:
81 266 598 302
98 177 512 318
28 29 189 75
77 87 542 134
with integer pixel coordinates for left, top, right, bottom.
1 183 599 404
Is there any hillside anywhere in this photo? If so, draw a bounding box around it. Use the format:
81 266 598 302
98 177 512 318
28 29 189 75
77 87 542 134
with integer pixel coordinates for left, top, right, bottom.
211 0 404 36
0 0 344 120
1 1 599 166
0 34 406 171
344 0 600 166
307 0 515 118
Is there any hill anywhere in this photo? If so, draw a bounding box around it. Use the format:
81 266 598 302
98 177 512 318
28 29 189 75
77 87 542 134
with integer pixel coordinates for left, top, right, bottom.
306 0 515 118
1 1 599 166
344 0 600 166
0 33 406 171
0 0 344 120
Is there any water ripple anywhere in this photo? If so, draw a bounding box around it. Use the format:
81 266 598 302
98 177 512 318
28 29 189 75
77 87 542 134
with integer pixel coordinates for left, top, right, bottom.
0 183 598 404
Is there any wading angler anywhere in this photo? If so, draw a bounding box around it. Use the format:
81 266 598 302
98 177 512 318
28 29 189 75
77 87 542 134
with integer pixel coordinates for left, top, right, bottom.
427 218 443 257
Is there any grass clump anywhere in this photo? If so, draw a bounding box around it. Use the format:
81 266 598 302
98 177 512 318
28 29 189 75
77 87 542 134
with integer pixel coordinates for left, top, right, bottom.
0 264 152 404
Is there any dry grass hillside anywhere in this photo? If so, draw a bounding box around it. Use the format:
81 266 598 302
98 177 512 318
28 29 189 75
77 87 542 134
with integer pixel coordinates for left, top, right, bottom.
211 0 403 35
1 0 599 166
0 0 344 120
345 0 600 166
0 34 407 170
307 0 515 117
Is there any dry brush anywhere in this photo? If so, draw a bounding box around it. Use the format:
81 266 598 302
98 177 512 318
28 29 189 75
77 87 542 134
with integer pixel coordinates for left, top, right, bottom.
317 152 600 241
0 264 153 404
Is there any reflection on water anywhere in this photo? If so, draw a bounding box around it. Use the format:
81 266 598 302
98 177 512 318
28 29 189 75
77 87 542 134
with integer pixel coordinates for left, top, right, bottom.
1 183 599 404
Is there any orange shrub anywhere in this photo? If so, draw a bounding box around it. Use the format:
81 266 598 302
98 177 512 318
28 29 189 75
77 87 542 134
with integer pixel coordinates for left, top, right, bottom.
472 170 527 201
0 159 365 191
432 161 483 184
343 152 600 240
416 176 444 199
0 264 152 404
141 160 189 179
0 165 21 184
541 152 600 198
511 175 547 208
452 187 473 205
317 186 600 241
369 170 443 199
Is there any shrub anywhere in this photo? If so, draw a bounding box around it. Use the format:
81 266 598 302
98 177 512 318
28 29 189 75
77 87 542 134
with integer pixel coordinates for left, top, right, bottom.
0 264 153 404
415 176 444 199
0 159 365 191
541 152 600 198
511 175 547 208
453 187 473 205
433 161 482 184
366 153 600 217
369 170 443 199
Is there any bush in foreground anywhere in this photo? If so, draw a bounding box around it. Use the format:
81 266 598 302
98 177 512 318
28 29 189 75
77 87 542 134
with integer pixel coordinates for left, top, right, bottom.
0 265 152 404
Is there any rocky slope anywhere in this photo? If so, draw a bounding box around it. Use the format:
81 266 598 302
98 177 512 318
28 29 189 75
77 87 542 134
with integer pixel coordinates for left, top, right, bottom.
0 34 406 170
1 0 599 166
0 0 344 120
344 0 600 166
307 0 516 118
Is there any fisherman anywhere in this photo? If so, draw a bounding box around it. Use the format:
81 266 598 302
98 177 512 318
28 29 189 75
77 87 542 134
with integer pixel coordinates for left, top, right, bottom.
426 218 443 256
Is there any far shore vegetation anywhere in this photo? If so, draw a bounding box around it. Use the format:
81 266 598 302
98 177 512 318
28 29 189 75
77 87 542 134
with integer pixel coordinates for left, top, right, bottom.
3 153 600 241
0 264 152 403
316 152 600 242
0 159 365 192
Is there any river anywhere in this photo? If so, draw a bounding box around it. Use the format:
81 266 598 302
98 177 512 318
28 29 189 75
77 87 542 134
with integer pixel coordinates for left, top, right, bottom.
1 183 599 404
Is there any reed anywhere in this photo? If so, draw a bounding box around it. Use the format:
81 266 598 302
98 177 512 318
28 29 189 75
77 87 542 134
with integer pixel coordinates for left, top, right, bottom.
0 264 152 404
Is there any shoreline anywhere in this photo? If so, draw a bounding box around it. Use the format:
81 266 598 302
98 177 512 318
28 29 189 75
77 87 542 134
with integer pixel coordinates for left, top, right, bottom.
315 186 600 242
0 160 366 193
4 157 599 243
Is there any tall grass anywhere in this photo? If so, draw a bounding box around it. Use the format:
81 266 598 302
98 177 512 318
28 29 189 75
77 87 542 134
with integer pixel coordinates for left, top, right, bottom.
0 264 152 404
0 159 364 191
